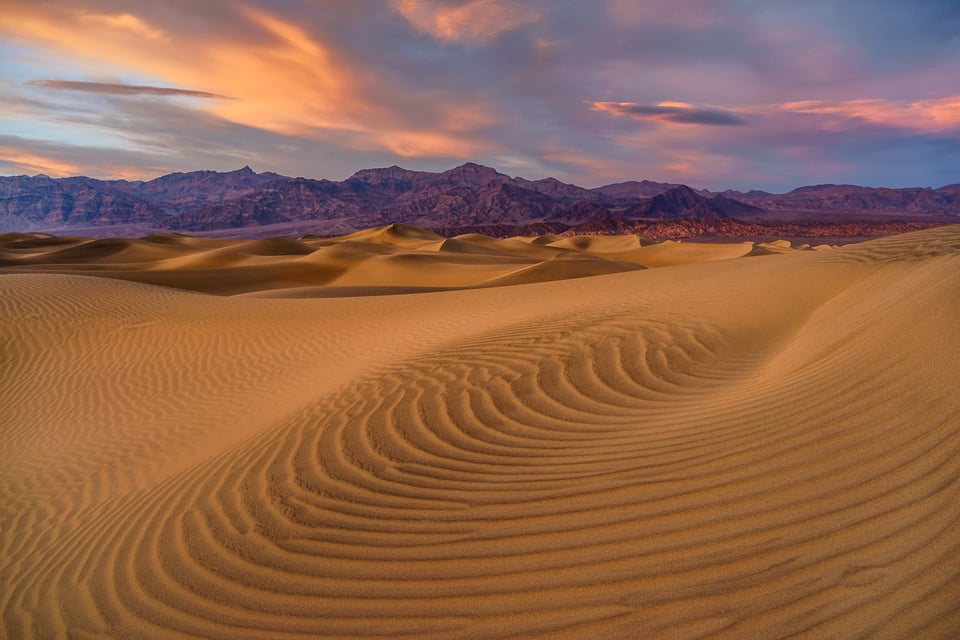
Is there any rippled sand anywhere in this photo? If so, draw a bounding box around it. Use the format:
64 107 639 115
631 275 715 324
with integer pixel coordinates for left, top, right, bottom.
2 225 959 639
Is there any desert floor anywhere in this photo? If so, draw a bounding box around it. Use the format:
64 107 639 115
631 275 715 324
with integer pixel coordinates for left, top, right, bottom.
2 225 959 639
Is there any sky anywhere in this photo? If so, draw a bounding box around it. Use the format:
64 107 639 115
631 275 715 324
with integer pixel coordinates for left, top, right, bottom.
0 0 958 191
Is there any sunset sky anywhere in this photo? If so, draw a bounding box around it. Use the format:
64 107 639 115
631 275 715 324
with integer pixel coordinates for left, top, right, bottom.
1 0 958 191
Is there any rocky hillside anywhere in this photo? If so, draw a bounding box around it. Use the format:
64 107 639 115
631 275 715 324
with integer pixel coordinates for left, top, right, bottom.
625 186 764 219
723 184 960 214
0 163 956 235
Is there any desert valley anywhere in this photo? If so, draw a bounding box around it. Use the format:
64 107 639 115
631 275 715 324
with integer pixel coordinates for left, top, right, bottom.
2 164 957 243
2 217 959 638
3 0 960 637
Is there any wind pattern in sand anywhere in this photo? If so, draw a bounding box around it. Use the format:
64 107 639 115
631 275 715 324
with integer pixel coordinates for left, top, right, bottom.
2 226 959 638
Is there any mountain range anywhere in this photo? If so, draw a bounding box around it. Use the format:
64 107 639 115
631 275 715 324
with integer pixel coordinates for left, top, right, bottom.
1 163 957 238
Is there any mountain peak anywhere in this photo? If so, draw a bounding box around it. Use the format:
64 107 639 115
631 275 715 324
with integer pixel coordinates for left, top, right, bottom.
592 179 698 199
452 161 495 171
627 185 761 219
4 161 957 236
663 184 699 196
445 162 502 177
439 162 508 188
347 165 431 183
788 184 840 194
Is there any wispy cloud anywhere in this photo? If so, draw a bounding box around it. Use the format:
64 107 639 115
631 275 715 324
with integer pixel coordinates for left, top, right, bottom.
78 12 165 40
777 97 960 132
0 1 957 190
605 0 727 29
0 4 489 159
28 80 231 99
0 134 165 178
391 0 541 42
0 146 83 177
592 101 748 126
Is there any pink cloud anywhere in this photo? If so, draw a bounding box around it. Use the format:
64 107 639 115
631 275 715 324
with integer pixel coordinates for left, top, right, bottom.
0 147 83 177
0 3 502 160
591 101 748 126
78 11 166 40
391 0 541 42
777 97 960 133
606 0 726 29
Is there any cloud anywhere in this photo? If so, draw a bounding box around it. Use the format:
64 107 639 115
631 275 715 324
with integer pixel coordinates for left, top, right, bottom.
0 5 364 133
592 101 748 126
605 0 727 29
1 1 957 192
777 97 960 133
0 134 165 178
0 4 484 158
28 80 231 99
78 12 165 40
0 146 84 177
391 0 541 42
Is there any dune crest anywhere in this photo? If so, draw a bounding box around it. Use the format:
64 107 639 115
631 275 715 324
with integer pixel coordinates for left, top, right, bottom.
0 226 814 295
2 225 959 639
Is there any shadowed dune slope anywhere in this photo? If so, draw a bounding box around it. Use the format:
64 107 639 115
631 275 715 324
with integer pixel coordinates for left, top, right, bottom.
1 225 959 639
0 225 809 295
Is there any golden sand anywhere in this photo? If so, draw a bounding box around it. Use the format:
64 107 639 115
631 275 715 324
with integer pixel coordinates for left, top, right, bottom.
1 225 959 638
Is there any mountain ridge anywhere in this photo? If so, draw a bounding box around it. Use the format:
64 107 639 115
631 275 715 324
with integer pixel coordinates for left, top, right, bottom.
1 163 956 237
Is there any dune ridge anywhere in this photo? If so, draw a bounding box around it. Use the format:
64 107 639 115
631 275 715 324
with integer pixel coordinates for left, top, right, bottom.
0 225 831 296
2 225 959 638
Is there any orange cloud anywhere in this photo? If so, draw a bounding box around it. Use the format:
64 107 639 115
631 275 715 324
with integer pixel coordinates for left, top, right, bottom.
777 97 960 132
654 149 739 182
391 0 541 42
594 96 960 135
0 4 498 160
2 6 356 133
202 8 368 135
591 101 748 126
78 12 166 40
540 148 628 181
380 130 488 158
0 148 83 177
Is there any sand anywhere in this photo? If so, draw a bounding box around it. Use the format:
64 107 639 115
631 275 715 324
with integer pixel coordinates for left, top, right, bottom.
0 225 801 295
1 224 959 639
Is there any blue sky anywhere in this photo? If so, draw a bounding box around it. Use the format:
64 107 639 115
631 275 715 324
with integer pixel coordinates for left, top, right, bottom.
1 0 958 191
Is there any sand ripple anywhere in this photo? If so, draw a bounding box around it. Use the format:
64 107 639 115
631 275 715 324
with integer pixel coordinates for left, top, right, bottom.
2 225 959 638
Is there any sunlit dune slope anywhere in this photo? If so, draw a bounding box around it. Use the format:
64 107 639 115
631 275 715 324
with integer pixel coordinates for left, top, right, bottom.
0 224 824 295
1 225 959 639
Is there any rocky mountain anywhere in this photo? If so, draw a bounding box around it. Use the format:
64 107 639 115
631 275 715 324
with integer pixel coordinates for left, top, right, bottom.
726 184 960 214
625 186 764 219
513 176 604 204
0 175 164 228
0 163 956 236
935 183 960 198
168 164 562 232
169 178 385 231
120 166 284 213
592 180 709 200
383 182 563 228
344 165 439 203
0 166 284 230
718 189 775 200
547 201 616 224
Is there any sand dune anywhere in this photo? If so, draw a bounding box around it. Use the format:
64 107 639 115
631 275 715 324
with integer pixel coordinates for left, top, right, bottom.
0 225 808 295
2 225 959 639
546 234 650 253
599 240 756 267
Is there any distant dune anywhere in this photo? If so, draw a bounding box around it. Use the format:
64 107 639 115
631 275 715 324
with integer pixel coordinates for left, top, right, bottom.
0 223 818 295
2 224 959 639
